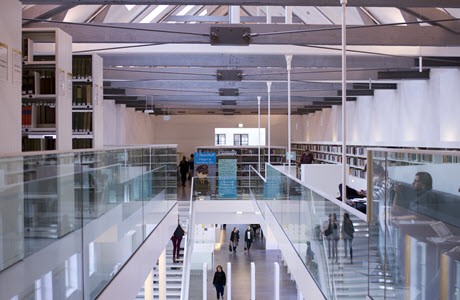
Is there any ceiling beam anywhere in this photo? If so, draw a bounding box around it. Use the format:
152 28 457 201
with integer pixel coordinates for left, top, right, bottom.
108 80 346 90
25 23 460 46
401 7 460 33
103 67 385 81
20 1 460 8
101 54 415 69
22 4 76 26
163 15 304 23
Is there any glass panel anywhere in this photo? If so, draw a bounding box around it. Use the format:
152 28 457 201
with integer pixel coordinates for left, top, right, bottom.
368 149 460 299
0 145 177 300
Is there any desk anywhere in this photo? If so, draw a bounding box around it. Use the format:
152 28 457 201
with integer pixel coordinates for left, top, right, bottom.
383 205 460 299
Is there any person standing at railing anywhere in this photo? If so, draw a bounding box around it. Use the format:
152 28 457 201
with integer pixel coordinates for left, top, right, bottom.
212 265 226 300
342 212 355 264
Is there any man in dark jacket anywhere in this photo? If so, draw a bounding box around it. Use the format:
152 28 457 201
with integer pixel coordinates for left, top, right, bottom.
244 226 254 251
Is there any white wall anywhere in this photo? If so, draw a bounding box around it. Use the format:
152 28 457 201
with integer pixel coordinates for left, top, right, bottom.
153 115 294 157
215 127 266 146
103 100 156 146
0 0 21 154
300 68 460 148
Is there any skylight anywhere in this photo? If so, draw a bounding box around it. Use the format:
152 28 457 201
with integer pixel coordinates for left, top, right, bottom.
125 5 136 11
140 5 169 23
177 5 195 16
199 9 208 16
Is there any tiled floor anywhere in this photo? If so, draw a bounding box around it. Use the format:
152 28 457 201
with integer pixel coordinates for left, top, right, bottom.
179 180 299 300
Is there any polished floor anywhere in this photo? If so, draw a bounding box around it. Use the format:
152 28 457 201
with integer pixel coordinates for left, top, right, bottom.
178 179 299 300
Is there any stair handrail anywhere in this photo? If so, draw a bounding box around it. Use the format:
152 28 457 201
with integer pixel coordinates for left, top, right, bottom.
180 177 195 300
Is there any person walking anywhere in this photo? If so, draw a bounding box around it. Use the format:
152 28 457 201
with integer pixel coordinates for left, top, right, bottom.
188 153 194 180
179 156 189 187
332 213 340 263
171 223 185 263
342 212 355 264
244 225 254 251
230 227 240 252
323 214 334 259
213 265 226 300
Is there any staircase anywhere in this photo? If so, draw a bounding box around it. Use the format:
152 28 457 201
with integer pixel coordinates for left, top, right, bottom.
323 215 397 299
135 199 191 299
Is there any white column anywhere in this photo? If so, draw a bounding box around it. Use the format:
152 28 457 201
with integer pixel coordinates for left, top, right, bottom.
251 262 256 300
274 262 280 300
159 249 166 300
227 262 232 300
286 54 293 168
297 289 303 300
229 6 240 24
267 81 272 164
341 0 348 206
203 263 207 300
285 6 293 24
144 269 154 300
257 96 261 173
266 6 272 23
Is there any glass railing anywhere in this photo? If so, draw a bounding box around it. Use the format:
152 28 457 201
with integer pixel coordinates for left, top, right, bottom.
0 145 177 300
250 164 376 300
368 148 460 300
191 175 253 200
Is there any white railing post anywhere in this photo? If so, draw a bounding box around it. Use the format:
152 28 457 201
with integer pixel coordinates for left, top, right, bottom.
203 263 207 300
144 269 154 300
159 249 166 300
251 262 256 300
227 262 232 300
274 262 280 300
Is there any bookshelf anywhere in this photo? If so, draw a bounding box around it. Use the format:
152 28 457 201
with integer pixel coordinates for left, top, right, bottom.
21 28 72 151
72 54 103 149
292 142 459 178
195 146 286 188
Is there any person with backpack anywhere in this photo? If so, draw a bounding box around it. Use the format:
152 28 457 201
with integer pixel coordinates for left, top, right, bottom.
171 223 185 263
342 212 355 264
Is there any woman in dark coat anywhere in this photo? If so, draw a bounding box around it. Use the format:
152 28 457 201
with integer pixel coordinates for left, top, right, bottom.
213 265 226 300
230 227 240 252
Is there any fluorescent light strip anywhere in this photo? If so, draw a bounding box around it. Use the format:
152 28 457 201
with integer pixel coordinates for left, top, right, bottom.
140 5 169 23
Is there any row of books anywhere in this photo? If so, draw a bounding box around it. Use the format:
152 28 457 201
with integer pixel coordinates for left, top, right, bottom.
73 56 93 80
73 85 93 106
22 106 32 126
22 137 56 152
36 106 56 125
22 70 56 95
72 112 93 132
73 139 92 149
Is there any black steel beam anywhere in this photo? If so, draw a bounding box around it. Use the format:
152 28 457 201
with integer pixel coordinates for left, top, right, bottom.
378 70 430 79
353 83 397 89
337 89 374 96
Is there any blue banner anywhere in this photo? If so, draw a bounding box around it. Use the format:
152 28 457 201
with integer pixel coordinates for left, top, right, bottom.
195 152 216 164
218 159 237 199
